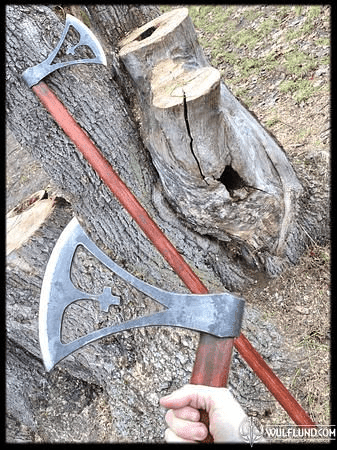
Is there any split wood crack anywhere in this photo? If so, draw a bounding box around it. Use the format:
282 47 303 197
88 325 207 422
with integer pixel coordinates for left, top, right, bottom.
182 89 269 195
182 90 209 185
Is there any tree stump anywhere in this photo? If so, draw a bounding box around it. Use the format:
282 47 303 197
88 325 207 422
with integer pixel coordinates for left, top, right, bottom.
119 8 308 275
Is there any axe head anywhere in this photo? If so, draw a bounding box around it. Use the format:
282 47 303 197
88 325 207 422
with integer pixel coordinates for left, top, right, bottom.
39 218 244 371
22 14 107 87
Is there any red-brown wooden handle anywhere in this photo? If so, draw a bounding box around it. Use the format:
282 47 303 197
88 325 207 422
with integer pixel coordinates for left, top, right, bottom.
32 82 315 434
190 335 234 442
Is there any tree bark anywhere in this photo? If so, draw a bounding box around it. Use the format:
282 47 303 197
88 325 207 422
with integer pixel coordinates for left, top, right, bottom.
6 4 328 442
118 8 323 271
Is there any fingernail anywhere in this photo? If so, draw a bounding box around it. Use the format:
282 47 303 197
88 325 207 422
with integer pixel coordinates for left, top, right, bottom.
195 426 207 440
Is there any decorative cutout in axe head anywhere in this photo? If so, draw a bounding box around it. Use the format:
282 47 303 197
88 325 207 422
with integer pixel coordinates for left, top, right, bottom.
22 14 107 87
39 218 245 371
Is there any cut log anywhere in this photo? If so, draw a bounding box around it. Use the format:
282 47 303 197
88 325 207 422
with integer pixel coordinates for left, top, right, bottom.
119 8 304 269
6 190 55 256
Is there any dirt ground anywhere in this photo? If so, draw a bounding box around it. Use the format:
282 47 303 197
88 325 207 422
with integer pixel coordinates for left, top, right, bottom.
175 4 331 428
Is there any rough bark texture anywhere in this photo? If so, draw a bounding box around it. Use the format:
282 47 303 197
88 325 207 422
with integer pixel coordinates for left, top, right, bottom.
6 4 328 443
118 8 326 274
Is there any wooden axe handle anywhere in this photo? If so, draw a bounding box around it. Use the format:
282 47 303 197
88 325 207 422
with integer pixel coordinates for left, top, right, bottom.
190 336 234 443
32 82 315 439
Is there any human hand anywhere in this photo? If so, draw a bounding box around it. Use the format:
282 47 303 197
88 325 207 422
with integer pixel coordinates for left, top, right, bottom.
160 384 248 443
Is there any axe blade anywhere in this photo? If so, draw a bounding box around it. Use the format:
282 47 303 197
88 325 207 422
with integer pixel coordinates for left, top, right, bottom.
39 218 244 371
22 14 107 87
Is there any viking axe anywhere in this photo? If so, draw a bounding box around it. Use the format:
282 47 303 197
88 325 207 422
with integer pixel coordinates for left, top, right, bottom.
21 12 315 436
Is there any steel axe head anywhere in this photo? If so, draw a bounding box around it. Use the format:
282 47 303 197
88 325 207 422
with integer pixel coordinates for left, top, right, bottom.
22 14 107 87
39 218 244 371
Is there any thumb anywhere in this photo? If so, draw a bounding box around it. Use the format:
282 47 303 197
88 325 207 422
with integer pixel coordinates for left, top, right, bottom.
160 384 218 412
